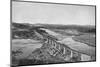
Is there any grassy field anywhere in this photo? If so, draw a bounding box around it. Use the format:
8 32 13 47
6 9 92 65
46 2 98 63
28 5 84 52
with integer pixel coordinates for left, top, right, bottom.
12 39 43 58
72 34 96 47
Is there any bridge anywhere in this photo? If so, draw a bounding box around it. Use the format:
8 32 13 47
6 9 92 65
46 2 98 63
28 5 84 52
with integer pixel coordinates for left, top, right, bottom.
27 28 85 62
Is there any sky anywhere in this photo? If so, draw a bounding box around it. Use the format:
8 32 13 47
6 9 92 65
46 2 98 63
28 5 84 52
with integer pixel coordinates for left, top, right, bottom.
12 1 95 25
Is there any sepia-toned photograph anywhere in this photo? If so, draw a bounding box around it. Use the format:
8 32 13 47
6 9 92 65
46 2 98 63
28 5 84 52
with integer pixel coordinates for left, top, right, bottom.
11 0 96 67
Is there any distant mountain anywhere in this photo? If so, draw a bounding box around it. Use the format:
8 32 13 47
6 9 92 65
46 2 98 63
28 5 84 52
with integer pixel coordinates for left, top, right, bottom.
34 23 96 33
12 22 96 39
12 22 95 29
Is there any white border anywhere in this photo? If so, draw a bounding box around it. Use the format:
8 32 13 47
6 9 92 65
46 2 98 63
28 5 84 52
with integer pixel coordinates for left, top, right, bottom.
0 0 100 67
